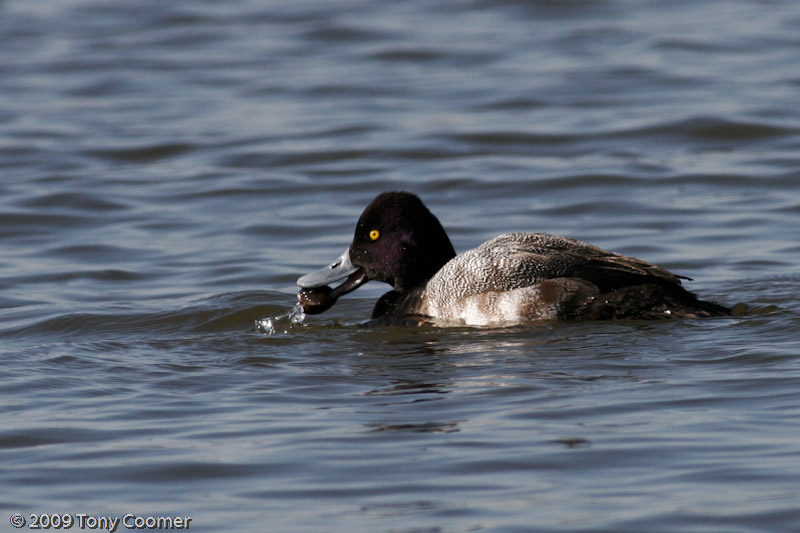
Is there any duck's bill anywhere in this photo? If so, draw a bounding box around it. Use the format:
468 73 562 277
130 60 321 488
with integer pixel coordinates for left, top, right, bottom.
296 249 368 314
297 249 359 288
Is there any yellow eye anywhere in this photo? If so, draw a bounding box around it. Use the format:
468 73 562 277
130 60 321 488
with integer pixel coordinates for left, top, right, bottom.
369 229 380 241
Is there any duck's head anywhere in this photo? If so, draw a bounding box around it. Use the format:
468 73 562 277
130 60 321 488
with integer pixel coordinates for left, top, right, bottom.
296 191 456 314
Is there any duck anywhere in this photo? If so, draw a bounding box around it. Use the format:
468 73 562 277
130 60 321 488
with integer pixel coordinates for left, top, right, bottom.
296 191 731 326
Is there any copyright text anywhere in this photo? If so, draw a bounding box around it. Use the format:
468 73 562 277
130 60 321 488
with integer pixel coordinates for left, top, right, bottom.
10 513 192 532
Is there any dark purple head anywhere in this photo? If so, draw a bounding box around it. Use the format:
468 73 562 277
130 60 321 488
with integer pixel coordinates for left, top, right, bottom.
296 191 456 314
349 191 456 291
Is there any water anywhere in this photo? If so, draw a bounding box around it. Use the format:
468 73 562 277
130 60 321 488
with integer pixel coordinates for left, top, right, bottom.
2 0 800 531
255 303 305 335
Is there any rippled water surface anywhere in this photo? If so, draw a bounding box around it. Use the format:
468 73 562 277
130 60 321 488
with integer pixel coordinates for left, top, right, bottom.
2 0 800 531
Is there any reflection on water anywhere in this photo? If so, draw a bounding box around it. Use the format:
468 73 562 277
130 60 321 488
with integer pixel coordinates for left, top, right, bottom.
366 421 461 434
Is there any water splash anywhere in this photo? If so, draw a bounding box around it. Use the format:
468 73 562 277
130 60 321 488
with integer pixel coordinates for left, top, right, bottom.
255 302 306 335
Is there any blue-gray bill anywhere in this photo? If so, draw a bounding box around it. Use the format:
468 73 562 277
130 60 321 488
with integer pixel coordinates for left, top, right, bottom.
297 248 368 314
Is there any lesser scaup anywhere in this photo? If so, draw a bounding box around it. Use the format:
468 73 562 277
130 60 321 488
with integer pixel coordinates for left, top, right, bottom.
297 191 731 325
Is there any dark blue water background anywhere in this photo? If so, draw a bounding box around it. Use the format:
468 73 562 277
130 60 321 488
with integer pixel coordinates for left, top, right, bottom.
2 1 800 531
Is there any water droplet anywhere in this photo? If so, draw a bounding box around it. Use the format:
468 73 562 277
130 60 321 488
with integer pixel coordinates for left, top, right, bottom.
254 317 276 335
289 302 306 324
255 303 306 335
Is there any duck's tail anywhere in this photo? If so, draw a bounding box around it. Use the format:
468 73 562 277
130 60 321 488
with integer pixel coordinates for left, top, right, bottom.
574 283 732 320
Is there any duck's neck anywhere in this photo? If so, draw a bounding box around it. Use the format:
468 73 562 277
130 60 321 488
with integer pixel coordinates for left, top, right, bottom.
394 223 455 292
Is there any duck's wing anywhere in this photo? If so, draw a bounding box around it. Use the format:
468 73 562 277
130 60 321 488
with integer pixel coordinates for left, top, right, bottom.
427 233 684 306
483 233 685 290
